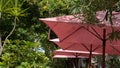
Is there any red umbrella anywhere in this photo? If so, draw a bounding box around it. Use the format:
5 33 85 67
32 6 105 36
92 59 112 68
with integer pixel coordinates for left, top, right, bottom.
51 39 120 68
53 49 89 58
40 11 120 41
53 49 102 68
53 54 87 58
50 38 120 55
40 11 120 68
53 49 102 58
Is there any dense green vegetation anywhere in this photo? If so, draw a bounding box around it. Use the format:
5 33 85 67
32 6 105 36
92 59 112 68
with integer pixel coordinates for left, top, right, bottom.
0 0 120 68
0 0 70 67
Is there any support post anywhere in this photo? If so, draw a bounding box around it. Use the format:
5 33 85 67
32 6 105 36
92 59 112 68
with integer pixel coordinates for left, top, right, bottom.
102 29 106 68
89 45 92 68
75 53 78 68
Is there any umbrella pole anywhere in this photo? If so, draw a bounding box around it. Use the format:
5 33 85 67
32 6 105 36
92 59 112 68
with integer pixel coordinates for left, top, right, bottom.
102 29 106 68
48 28 51 40
75 53 78 68
89 45 92 68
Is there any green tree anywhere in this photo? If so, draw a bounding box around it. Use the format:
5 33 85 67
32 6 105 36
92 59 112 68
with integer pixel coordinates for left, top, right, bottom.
0 0 12 56
0 0 70 67
0 0 28 55
0 40 49 68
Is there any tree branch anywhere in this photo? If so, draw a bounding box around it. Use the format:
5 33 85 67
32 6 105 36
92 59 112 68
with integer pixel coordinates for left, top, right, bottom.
0 17 17 55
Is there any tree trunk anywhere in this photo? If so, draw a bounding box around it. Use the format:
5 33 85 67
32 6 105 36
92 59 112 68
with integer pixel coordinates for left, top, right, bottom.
0 12 2 55
0 35 2 55
0 17 17 55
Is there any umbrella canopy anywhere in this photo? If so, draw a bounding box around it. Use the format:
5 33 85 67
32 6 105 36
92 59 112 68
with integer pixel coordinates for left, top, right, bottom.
50 38 120 55
53 55 86 58
53 49 87 58
51 39 120 68
40 11 120 55
39 11 120 68
53 49 102 68
40 11 120 42
53 49 102 58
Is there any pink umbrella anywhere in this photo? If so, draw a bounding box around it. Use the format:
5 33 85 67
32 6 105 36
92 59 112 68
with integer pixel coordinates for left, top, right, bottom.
40 11 120 68
53 49 89 58
50 38 120 56
53 49 102 58
51 38 120 68
40 11 120 42
53 49 102 68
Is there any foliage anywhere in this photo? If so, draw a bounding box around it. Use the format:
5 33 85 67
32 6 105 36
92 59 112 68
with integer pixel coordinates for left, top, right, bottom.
0 0 12 36
106 56 120 68
71 0 120 24
0 0 69 67
0 40 49 68
38 0 70 17
47 59 68 68
0 0 29 56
